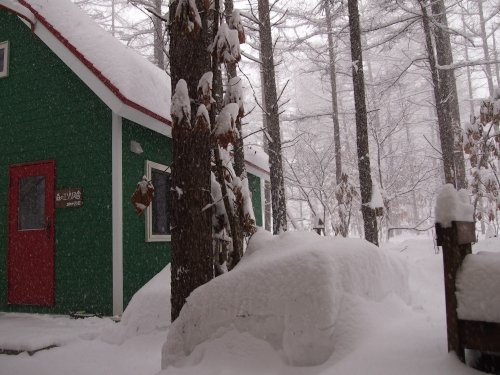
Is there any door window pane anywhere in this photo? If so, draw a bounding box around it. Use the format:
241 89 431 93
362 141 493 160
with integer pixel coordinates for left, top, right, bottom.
151 169 170 235
18 176 45 230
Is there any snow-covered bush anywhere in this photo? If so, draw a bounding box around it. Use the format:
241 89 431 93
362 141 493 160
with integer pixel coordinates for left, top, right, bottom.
162 230 409 367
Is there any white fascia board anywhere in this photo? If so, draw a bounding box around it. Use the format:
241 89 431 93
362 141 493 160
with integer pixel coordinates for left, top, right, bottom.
119 104 171 137
246 164 270 182
32 21 171 138
112 112 123 316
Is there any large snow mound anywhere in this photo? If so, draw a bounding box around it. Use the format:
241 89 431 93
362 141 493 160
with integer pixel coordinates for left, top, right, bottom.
162 230 409 367
102 265 171 344
456 251 500 323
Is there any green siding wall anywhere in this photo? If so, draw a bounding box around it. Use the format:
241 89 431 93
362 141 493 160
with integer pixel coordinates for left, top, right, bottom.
248 174 263 227
0 12 113 314
122 119 171 307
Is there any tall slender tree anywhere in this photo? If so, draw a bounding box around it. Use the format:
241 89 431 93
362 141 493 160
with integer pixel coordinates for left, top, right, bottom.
257 0 288 234
430 0 467 189
347 0 378 245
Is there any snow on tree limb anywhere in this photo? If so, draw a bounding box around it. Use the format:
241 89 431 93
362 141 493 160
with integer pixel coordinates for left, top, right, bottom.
214 103 240 148
223 76 244 116
195 104 211 131
175 0 202 36
229 10 245 44
197 72 214 108
213 22 241 65
171 79 191 126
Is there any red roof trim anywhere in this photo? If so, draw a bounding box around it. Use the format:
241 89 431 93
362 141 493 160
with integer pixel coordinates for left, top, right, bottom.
17 0 172 127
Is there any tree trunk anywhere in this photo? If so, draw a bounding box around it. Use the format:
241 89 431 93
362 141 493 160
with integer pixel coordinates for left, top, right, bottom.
325 0 347 237
431 0 467 190
257 0 287 234
478 0 494 96
153 0 165 70
462 14 475 118
420 1 455 186
347 0 378 246
492 29 500 86
169 0 214 321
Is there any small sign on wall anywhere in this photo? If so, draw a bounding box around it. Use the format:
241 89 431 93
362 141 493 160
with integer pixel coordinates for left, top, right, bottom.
55 188 83 208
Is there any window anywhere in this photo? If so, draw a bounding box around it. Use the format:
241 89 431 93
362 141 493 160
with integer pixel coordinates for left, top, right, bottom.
0 41 9 78
18 176 45 230
145 160 171 242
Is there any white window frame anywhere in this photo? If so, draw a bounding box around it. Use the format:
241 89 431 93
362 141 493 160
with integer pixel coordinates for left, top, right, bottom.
0 41 9 78
145 160 171 242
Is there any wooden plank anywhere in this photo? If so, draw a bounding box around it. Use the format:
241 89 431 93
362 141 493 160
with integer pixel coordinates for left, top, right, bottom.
460 320 500 352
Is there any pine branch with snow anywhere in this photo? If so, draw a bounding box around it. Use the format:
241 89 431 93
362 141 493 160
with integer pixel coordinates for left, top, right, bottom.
171 79 191 127
174 0 202 37
197 72 215 109
212 22 241 66
229 10 245 44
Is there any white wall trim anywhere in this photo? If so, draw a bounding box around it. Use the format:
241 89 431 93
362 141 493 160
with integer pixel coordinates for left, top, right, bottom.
260 178 266 229
112 112 123 316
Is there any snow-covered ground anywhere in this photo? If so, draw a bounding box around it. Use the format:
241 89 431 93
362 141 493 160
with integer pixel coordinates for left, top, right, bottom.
1 233 496 375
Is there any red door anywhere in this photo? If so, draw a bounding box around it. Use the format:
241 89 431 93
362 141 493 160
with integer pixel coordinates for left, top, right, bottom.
8 161 55 305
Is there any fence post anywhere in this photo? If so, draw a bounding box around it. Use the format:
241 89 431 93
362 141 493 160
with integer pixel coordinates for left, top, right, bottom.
435 221 474 362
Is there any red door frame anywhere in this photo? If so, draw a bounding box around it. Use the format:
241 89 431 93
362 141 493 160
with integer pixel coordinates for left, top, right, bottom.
7 160 55 306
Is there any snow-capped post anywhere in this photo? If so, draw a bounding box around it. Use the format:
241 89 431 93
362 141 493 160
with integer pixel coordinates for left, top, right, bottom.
169 0 215 322
434 184 475 361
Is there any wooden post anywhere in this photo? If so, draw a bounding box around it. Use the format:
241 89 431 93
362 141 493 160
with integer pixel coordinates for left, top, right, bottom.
435 221 474 362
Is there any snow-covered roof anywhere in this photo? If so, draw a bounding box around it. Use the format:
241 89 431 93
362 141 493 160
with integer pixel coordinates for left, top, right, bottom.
0 0 172 135
244 145 270 178
1 0 270 174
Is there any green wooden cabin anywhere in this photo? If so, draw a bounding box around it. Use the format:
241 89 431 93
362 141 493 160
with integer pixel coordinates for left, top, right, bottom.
0 0 270 316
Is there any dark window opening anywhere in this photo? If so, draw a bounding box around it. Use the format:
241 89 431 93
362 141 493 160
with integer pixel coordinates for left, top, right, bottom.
151 168 171 236
18 176 45 230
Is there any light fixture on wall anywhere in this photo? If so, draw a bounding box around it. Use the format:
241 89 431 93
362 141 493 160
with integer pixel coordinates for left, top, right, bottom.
130 140 143 154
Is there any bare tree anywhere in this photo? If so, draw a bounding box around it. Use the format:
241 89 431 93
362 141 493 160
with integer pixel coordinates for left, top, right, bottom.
347 0 378 245
256 0 288 233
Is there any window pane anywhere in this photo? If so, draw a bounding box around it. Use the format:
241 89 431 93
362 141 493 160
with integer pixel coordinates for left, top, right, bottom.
152 169 170 235
18 176 45 230
0 48 4 72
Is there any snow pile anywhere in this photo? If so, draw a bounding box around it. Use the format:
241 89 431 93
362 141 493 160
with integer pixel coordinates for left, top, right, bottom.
162 230 409 367
0 313 109 352
456 251 500 323
102 265 171 345
435 184 474 227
